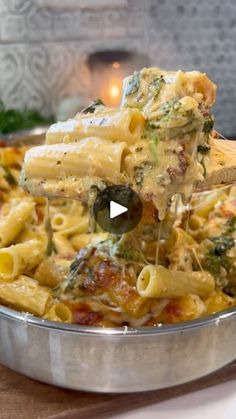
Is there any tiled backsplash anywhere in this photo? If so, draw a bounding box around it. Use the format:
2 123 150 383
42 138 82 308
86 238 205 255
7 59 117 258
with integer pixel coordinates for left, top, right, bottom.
0 0 235 136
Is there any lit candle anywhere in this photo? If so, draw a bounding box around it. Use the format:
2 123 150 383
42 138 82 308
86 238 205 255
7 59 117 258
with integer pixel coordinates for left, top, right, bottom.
109 83 120 100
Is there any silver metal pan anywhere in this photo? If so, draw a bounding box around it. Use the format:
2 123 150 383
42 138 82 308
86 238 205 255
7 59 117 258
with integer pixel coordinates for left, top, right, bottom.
0 305 235 393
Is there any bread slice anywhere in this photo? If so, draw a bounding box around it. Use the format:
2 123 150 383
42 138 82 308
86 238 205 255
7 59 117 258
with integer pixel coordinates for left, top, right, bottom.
197 139 236 189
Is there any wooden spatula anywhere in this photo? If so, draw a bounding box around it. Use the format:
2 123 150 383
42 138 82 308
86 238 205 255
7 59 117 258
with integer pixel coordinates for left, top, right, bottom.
197 139 236 190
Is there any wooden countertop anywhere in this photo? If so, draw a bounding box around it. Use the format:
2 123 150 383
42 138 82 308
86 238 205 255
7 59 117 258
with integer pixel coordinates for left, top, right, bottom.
0 362 236 419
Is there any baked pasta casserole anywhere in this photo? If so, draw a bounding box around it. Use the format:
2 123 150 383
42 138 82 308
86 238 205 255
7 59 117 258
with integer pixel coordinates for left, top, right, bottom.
0 67 235 327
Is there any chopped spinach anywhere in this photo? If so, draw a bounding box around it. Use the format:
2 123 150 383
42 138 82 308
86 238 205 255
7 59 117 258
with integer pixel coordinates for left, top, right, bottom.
160 98 180 115
203 254 224 277
124 71 140 96
112 234 143 262
81 99 104 114
203 235 235 279
203 113 214 133
152 76 165 99
197 144 211 154
210 236 235 256
134 161 153 187
225 216 236 235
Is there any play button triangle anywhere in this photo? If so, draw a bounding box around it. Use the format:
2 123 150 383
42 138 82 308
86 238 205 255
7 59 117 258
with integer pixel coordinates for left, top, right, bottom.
110 200 128 219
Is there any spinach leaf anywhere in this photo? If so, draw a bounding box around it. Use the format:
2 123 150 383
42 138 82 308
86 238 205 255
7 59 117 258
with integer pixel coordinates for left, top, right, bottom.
210 236 235 256
203 113 214 133
81 99 104 114
152 76 165 99
225 216 236 235
124 71 140 96
197 144 211 154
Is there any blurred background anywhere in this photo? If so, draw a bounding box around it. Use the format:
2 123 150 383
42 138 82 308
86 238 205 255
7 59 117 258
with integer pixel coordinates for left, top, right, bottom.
0 0 235 136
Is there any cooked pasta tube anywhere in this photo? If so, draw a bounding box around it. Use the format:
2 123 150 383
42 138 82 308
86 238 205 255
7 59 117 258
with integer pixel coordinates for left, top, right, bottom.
193 191 225 218
165 228 196 251
44 303 73 323
51 213 88 235
137 265 215 298
59 218 89 236
21 138 126 199
0 239 46 281
0 199 35 247
34 257 71 288
46 108 144 145
53 233 75 255
0 275 51 316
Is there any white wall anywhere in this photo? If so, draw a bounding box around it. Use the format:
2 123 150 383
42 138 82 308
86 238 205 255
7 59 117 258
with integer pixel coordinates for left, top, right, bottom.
0 0 235 136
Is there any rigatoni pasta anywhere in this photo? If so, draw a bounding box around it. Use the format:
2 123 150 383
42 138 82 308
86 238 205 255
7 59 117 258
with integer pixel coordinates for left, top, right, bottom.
0 199 34 247
21 138 127 200
0 275 51 316
46 108 144 145
136 265 215 299
44 303 73 323
0 239 46 281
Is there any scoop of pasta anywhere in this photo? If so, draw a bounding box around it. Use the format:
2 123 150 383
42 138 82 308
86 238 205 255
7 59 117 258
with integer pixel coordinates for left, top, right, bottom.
20 67 236 219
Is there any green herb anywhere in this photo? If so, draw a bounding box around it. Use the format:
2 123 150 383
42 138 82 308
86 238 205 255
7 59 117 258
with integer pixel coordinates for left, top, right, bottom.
203 253 223 277
197 144 211 154
0 101 54 134
81 99 104 114
203 235 234 278
225 216 236 235
3 167 17 186
210 236 235 256
149 131 159 162
112 234 143 262
160 98 180 115
152 76 165 99
203 113 214 133
134 161 153 187
124 71 140 96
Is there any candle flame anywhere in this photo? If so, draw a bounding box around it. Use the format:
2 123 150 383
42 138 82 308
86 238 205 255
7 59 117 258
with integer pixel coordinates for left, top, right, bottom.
109 84 120 99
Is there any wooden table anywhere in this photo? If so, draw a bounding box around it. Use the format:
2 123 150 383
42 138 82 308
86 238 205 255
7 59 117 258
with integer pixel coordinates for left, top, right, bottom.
0 362 236 419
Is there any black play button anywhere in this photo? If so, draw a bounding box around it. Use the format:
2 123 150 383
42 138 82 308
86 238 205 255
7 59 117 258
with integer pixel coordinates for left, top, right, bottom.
93 185 143 234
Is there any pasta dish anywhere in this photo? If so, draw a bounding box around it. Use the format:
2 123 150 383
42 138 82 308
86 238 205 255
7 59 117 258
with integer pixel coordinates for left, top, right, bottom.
0 67 235 327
